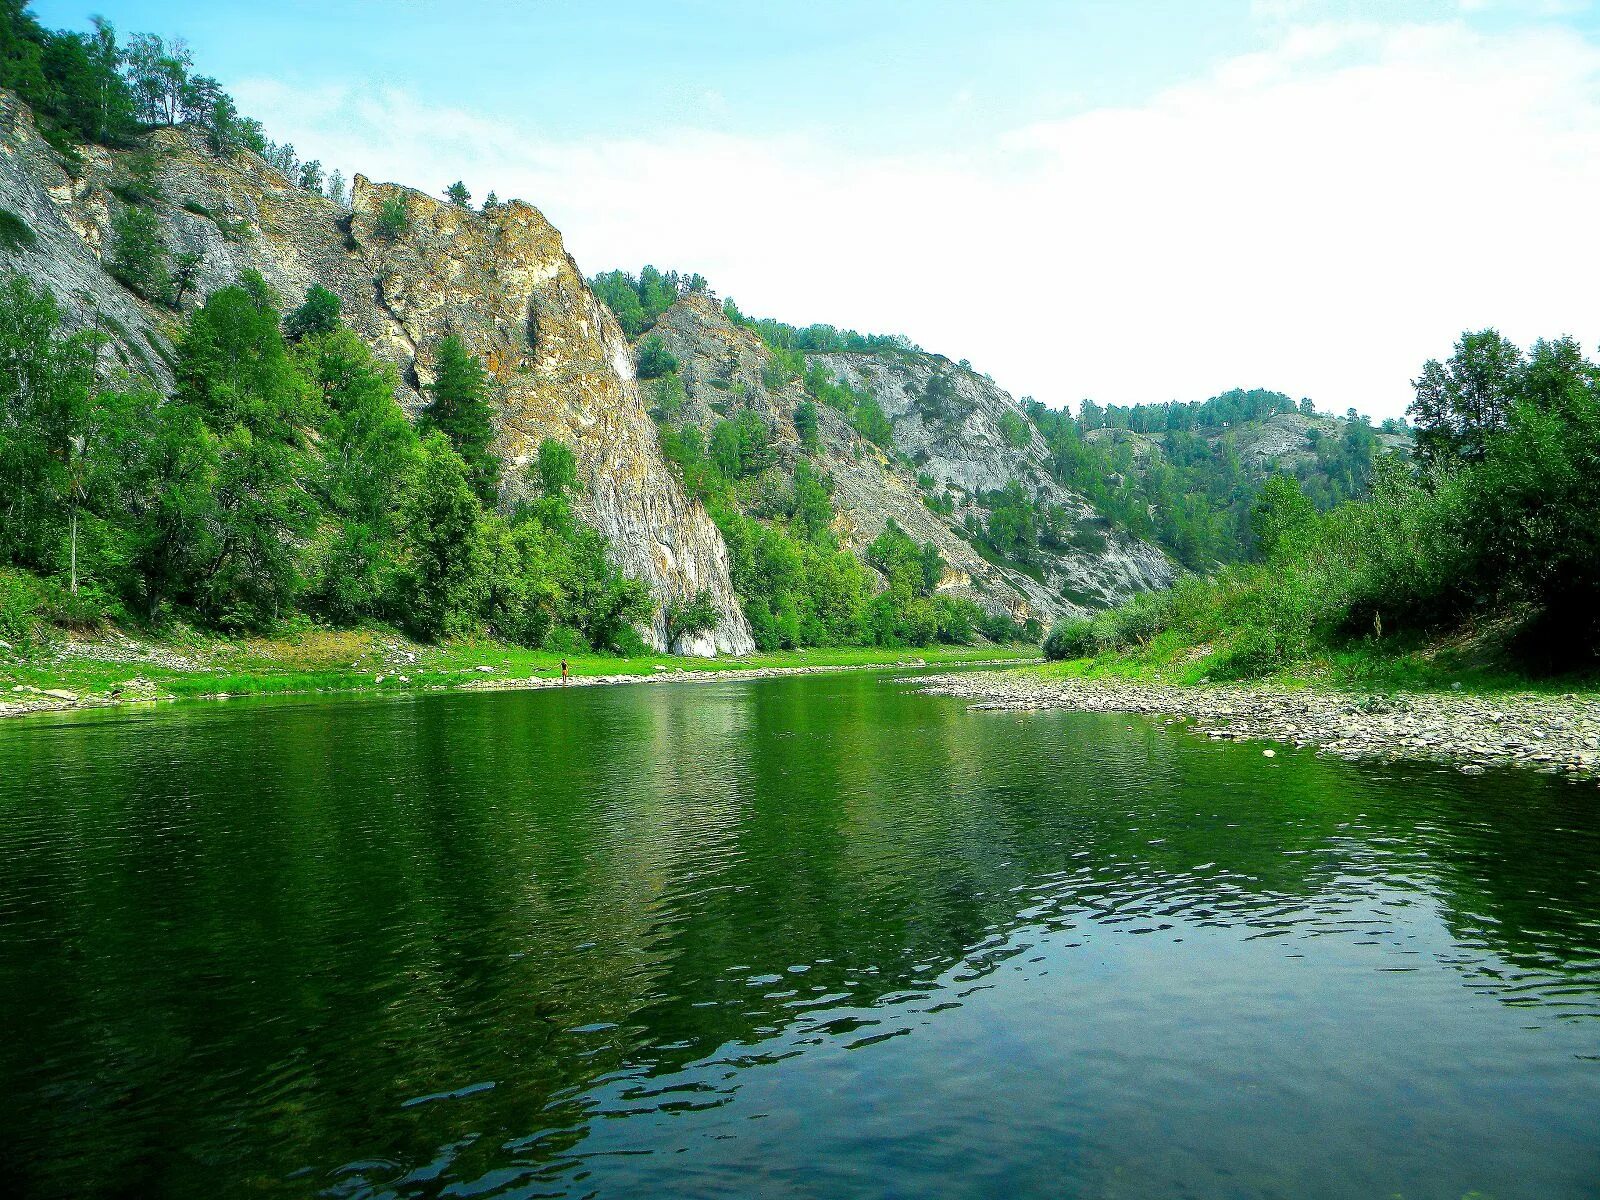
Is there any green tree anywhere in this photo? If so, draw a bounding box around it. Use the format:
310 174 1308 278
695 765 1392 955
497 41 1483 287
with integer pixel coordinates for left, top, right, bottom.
789 460 833 541
107 205 172 304
124 32 191 125
794 399 820 452
444 180 471 207
283 284 342 341
1249 474 1316 560
297 327 419 622
116 393 219 619
0 275 94 571
423 335 499 505
636 336 678 380
537 437 578 498
394 432 489 639
984 480 1040 566
1409 329 1523 467
867 518 943 596
174 272 318 625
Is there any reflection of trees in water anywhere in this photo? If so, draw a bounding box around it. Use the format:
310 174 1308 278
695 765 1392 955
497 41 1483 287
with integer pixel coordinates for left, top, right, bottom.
0 681 1596 1198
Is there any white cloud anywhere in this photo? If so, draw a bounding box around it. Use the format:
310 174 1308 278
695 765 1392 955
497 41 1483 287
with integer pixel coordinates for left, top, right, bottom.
236 17 1600 418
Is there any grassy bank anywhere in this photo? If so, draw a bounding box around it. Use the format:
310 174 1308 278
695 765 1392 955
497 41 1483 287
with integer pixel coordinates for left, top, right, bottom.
1 626 1035 715
1036 607 1598 697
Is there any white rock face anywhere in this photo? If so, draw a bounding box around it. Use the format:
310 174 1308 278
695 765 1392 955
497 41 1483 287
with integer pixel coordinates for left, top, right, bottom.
814 351 1173 617
0 93 753 655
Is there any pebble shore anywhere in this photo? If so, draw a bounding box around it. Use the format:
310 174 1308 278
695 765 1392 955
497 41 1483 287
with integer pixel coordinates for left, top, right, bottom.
918 671 1600 783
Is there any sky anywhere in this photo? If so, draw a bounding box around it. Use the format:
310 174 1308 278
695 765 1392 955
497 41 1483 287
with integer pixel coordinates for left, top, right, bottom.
35 0 1600 417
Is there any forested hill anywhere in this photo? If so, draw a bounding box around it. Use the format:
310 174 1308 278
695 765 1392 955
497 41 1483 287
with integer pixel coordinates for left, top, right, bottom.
1027 390 1413 569
591 268 1409 575
589 269 1174 646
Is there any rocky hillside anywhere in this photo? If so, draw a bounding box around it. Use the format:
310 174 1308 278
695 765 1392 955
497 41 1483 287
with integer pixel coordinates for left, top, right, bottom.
0 91 752 654
1085 409 1411 478
644 294 1172 623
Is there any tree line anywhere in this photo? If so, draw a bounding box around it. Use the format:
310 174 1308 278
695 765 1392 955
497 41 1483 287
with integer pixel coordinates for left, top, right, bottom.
0 3 352 204
1023 389 1389 569
1044 330 1600 673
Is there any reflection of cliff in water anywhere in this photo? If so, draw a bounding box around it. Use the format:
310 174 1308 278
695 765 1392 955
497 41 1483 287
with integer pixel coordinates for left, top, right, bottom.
0 675 1596 1198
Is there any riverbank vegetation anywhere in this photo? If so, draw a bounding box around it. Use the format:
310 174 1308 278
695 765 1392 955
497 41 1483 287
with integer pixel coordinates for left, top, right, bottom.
0 630 1032 717
1042 331 1600 688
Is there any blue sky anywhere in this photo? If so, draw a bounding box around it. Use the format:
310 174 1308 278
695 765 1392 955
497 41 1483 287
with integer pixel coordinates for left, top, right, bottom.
35 0 1600 416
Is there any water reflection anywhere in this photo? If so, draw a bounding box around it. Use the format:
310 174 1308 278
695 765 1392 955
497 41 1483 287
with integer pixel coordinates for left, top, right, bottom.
0 675 1597 1199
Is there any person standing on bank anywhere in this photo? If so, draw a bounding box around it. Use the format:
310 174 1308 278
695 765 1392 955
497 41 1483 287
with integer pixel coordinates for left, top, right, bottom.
560 658 569 685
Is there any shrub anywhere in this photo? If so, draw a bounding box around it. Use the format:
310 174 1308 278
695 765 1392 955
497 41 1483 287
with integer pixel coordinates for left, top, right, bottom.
0 569 42 648
664 588 719 647
0 209 37 252
373 195 410 241
1042 617 1097 661
636 336 678 380
1103 589 1171 647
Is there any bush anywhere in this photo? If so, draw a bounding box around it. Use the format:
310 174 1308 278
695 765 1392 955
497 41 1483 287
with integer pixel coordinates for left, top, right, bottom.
0 569 42 648
1042 617 1097 661
1103 589 1171 646
664 588 719 647
0 209 37 252
107 205 173 304
636 336 678 380
373 195 410 241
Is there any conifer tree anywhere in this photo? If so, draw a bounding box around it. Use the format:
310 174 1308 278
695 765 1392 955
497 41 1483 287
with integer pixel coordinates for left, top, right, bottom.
422 335 499 504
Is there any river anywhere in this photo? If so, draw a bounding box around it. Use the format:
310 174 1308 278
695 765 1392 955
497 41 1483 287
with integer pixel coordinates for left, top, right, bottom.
1 670 1597 1198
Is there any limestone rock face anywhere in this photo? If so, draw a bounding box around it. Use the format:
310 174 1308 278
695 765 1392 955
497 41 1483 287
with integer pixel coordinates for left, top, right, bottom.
342 178 752 654
647 293 1172 624
0 94 752 654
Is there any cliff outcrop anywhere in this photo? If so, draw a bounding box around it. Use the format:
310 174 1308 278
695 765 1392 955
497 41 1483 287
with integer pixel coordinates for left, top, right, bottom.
645 293 1172 624
0 93 752 653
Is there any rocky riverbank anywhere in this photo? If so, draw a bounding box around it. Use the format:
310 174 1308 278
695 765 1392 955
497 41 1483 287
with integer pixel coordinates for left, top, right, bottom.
919 670 1600 782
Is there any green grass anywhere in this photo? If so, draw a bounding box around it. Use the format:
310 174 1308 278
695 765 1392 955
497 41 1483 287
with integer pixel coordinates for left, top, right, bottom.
1 627 1035 714
1033 625 1599 698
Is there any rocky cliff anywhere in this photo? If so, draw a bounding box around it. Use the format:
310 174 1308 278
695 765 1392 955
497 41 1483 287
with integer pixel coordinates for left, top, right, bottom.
0 92 753 654
645 294 1172 623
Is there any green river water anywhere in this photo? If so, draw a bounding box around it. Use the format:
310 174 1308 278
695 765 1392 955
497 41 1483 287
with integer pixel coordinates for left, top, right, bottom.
0 670 1597 1198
